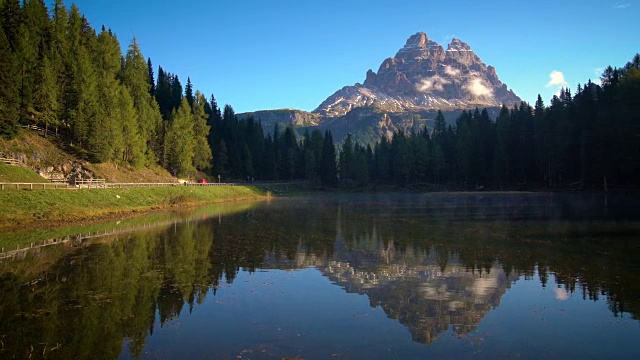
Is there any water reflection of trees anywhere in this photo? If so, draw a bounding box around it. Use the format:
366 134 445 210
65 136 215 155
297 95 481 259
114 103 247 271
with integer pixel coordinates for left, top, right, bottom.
0 195 638 357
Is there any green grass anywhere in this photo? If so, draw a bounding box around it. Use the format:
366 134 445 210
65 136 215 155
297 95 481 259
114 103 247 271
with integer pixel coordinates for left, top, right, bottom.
0 163 49 183
0 185 266 228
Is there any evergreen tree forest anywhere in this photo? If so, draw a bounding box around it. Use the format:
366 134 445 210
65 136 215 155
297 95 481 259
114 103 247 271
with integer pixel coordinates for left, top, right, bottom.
0 1 638 189
0 0 212 177
345 57 640 191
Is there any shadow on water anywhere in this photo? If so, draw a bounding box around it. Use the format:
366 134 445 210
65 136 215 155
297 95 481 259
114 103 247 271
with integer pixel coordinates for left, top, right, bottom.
0 193 639 358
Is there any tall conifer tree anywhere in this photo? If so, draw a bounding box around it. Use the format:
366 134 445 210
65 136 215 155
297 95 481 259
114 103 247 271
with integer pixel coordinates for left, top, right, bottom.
191 91 212 170
165 98 196 177
0 24 19 138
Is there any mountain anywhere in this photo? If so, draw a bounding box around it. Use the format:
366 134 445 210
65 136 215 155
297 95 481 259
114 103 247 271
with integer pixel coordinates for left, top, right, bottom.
238 32 521 144
315 32 521 117
237 109 320 130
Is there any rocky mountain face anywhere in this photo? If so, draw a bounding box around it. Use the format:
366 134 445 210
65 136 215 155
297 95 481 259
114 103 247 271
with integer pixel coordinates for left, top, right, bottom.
314 32 521 117
238 32 521 144
236 109 320 129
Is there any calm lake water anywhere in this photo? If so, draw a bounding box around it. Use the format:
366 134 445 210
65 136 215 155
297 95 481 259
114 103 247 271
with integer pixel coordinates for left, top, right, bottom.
1 193 639 359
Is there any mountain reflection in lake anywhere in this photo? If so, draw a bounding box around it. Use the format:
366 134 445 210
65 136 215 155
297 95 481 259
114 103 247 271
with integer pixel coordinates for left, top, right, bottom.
0 193 639 359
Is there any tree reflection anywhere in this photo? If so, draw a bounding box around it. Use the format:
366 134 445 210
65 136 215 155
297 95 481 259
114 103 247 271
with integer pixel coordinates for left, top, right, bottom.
0 194 638 357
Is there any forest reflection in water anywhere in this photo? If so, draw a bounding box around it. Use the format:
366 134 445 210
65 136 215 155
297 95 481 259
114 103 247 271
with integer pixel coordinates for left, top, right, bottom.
0 193 639 359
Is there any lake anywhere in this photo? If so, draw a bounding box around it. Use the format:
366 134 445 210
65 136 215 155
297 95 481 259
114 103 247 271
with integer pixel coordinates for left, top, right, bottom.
1 193 639 359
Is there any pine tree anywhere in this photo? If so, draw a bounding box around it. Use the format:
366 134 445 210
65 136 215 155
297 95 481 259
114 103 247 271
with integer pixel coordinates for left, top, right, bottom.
74 43 100 148
0 24 19 138
185 77 194 108
352 145 370 185
33 54 59 136
171 74 182 111
88 27 125 163
49 0 67 131
122 37 162 164
390 131 410 184
410 134 429 183
63 3 83 140
339 133 354 182
514 102 535 184
261 134 277 180
212 139 228 179
155 66 172 119
320 130 337 187
18 0 51 120
373 136 391 183
433 110 446 139
456 111 475 185
279 127 297 180
242 143 253 179
165 98 196 177
1 0 20 52
493 104 511 187
191 91 212 170
147 57 155 97
118 87 145 166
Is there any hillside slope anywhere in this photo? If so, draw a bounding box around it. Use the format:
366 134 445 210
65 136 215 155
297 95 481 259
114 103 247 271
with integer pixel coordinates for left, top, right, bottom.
0 130 177 183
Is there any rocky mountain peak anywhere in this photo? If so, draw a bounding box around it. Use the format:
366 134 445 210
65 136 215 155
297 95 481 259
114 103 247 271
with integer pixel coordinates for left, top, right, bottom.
395 32 444 63
447 38 472 52
404 32 429 48
445 38 480 67
314 32 521 118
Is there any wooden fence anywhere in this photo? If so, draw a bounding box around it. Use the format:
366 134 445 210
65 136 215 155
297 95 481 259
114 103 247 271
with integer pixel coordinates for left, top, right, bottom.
102 182 236 188
74 178 106 188
0 182 72 190
0 157 20 166
22 124 63 139
0 181 239 190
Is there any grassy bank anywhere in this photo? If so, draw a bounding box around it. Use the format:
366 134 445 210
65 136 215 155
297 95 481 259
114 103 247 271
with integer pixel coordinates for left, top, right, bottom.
0 185 267 229
0 163 49 182
0 201 264 251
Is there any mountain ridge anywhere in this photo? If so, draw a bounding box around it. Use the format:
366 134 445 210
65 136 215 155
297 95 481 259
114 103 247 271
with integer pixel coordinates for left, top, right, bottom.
314 32 521 117
238 32 522 143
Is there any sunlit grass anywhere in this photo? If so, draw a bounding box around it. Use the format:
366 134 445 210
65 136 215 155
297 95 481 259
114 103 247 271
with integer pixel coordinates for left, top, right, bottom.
0 200 264 250
0 163 49 183
0 185 266 228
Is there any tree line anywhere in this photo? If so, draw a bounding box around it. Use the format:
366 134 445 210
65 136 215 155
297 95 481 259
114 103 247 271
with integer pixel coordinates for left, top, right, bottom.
0 1 638 189
0 0 211 177
334 54 640 190
213 53 639 191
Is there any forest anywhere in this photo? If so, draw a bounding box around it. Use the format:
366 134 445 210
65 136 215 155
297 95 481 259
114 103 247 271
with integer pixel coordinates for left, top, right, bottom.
0 0 638 190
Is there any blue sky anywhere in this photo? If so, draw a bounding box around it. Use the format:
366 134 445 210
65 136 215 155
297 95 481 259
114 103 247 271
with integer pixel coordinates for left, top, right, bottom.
71 0 639 113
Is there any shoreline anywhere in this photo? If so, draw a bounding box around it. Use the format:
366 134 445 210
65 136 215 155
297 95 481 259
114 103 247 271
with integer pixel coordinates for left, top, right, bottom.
0 185 268 231
0 185 628 232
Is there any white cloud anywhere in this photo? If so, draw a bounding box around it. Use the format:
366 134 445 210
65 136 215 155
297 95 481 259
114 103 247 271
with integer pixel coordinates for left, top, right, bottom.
614 3 631 9
416 75 449 93
592 68 604 85
444 65 461 77
546 70 568 87
463 78 493 98
554 288 569 301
